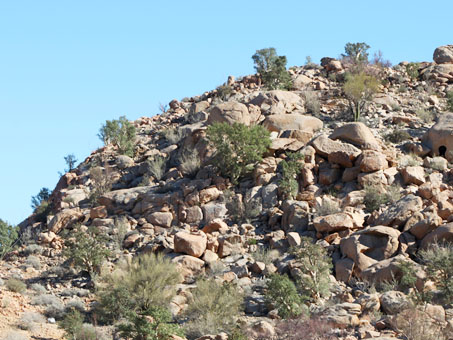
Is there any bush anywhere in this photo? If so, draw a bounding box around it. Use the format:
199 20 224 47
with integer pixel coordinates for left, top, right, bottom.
59 308 84 340
184 279 243 339
62 225 111 275
31 187 52 222
31 294 65 319
216 84 233 100
275 317 335 340
88 165 113 204
207 122 271 183
314 198 340 217
385 128 411 143
161 127 186 145
251 247 279 265
290 238 332 302
64 153 78 172
302 91 320 115
341 42 370 64
416 108 435 124
252 47 292 90
265 274 305 319
419 242 453 304
224 189 261 223
179 149 201 178
3 332 29 340
447 90 453 111
118 306 184 340
6 278 26 293
25 255 41 269
343 71 380 121
0 219 18 258
30 283 47 294
405 62 420 81
278 153 303 199
145 155 168 181
98 116 136 157
95 253 181 324
19 311 45 331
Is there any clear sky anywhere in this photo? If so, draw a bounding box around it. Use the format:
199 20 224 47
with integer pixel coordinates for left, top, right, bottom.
0 0 451 225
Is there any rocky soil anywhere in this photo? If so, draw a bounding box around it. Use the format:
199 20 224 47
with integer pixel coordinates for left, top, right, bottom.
2 45 453 340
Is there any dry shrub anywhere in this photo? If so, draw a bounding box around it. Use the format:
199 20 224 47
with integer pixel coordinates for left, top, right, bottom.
275 317 336 340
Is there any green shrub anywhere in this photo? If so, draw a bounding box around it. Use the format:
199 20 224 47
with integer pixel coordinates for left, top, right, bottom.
363 185 388 213
25 255 41 269
118 306 184 340
88 166 113 205
31 187 52 222
265 274 305 319
343 72 380 121
405 62 420 81
419 242 453 304
385 128 411 143
95 253 181 324
59 308 84 339
145 155 168 181
447 90 453 112
314 198 340 217
184 279 243 339
252 48 292 90
6 278 26 293
207 122 271 183
62 225 111 275
0 219 18 258
98 116 136 157
178 150 201 177
290 237 332 302
278 153 303 199
416 108 435 124
341 42 370 64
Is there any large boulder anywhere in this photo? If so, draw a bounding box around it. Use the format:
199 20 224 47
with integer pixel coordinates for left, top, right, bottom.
340 226 400 273
357 150 388 173
422 64 453 83
311 135 361 160
207 102 254 126
250 90 304 115
434 45 453 64
262 114 323 133
422 113 453 162
319 303 361 328
421 223 453 249
48 208 84 233
373 194 423 228
174 231 207 258
330 122 379 149
313 213 354 233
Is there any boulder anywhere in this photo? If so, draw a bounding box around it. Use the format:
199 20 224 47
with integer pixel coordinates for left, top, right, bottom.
116 155 134 169
250 90 304 115
146 212 173 228
174 231 207 258
90 206 108 219
313 213 354 233
320 303 361 327
374 194 423 228
330 122 379 149
312 135 361 160
100 186 151 212
207 102 252 126
340 226 400 272
263 114 323 133
434 45 453 64
421 223 453 249
401 166 426 185
422 113 453 162
380 291 410 315
48 208 84 233
358 150 388 173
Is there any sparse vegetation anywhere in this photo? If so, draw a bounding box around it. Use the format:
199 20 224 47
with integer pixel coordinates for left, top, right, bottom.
275 317 336 340
31 294 65 319
0 219 18 258
405 62 420 81
224 189 261 223
265 274 305 319
252 47 292 90
145 155 168 181
89 165 113 204
179 149 201 177
302 90 321 115
314 198 340 217
447 90 453 111
278 153 303 199
399 153 422 167
31 187 52 222
206 122 271 183
216 84 233 100
363 184 401 213
342 42 370 64
290 237 332 302
98 116 136 157
6 278 26 293
19 311 45 331
161 127 185 145
416 108 435 123
385 128 411 143
343 72 380 121
184 279 243 339
62 225 111 275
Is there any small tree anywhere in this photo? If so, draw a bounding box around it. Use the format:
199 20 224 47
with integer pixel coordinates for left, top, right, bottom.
278 153 303 199
265 274 305 319
64 154 78 172
63 225 111 275
0 219 18 258
342 42 370 64
206 122 271 184
290 237 332 302
31 187 51 210
98 116 136 157
343 72 380 121
252 48 292 90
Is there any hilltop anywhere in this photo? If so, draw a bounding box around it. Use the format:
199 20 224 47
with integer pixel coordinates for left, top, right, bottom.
1 44 453 340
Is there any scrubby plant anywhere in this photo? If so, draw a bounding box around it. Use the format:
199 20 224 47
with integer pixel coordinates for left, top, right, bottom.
6 278 26 293
62 225 111 275
416 108 436 124
278 153 303 199
24 244 43 256
405 62 420 81
31 187 52 222
224 189 261 223
206 122 271 183
216 84 233 100
59 308 84 340
447 90 453 111
290 237 332 302
31 187 51 211
343 71 380 121
145 155 168 181
89 165 113 205
385 128 411 143
32 294 65 319
314 198 340 217
341 42 370 64
161 127 186 145
179 149 201 177
0 219 18 258
118 306 184 340
399 153 422 167
19 311 45 331
363 185 396 213
275 317 336 340
419 242 453 304
95 253 181 324
252 47 292 90
25 255 41 269
98 116 136 157
265 274 305 319
251 247 279 265
184 279 243 339
30 283 47 294
3 332 29 340
302 90 320 115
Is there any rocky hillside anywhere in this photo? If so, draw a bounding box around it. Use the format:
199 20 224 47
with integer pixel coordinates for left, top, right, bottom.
2 45 453 340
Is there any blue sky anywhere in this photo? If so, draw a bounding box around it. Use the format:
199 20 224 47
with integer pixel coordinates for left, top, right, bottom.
0 0 452 225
